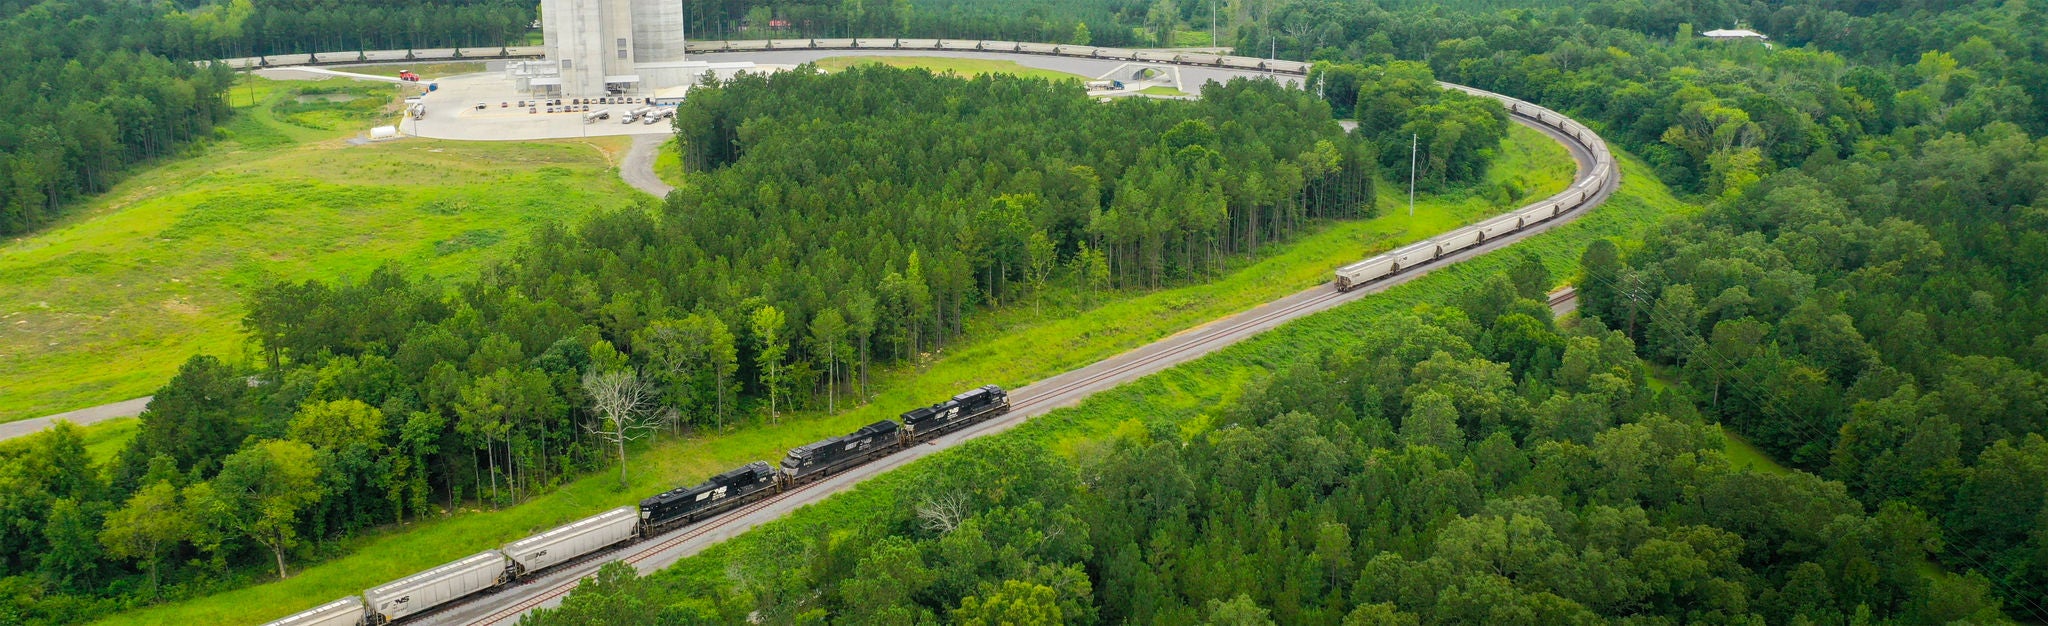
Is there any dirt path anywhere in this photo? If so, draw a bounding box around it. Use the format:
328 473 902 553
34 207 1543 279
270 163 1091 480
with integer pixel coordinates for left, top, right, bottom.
620 134 675 197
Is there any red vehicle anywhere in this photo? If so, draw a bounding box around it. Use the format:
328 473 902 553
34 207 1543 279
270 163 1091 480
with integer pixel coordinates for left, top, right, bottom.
398 70 420 82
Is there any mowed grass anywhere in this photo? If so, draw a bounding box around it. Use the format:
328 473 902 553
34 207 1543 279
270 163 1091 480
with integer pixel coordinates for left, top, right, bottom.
0 75 640 424
811 55 1090 82
645 148 1694 596
96 119 1574 625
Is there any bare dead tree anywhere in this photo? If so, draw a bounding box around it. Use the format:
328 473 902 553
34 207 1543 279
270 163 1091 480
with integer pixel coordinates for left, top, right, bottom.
914 490 969 534
582 367 662 488
1281 14 1321 53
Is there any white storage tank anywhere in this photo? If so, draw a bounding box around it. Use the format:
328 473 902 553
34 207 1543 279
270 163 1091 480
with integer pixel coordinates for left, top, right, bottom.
364 550 507 622
502 506 640 576
259 596 366 626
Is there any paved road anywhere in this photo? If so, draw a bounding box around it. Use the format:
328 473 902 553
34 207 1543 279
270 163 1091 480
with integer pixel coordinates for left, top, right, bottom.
620 135 676 198
0 397 148 441
414 100 1620 626
253 66 413 84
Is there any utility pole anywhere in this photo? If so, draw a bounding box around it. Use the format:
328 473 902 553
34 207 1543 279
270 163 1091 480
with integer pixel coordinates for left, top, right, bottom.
1210 2 1217 48
1409 132 1418 217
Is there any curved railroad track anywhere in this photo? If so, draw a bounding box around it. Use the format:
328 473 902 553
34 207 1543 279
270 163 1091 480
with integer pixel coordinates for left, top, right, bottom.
165 41 1624 625
389 43 1619 626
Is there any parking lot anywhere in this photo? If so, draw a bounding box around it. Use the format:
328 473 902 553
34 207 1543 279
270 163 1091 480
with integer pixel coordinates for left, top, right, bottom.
395 71 690 141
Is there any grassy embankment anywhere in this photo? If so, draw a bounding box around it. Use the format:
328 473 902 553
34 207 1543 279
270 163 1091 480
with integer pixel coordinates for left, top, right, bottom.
96 122 1575 625
654 138 688 189
1170 30 1219 48
641 149 1698 593
0 75 639 424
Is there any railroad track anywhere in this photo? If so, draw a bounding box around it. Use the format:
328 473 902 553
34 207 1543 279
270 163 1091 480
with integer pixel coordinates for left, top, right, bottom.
421 100 1617 625
1548 285 1578 309
463 485 802 624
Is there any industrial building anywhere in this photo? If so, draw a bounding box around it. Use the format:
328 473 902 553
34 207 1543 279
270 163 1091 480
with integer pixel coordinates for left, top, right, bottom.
518 0 758 98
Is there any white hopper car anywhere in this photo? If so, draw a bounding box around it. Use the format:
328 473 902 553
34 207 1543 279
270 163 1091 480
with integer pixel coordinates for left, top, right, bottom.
261 507 638 626
1333 90 1613 291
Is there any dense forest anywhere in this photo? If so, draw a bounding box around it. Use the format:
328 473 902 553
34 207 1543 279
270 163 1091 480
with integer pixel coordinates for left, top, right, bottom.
531 268 2009 623
13 0 2048 620
1235 0 2048 196
1308 60 1509 190
0 0 238 236
0 67 1380 622
527 0 2048 622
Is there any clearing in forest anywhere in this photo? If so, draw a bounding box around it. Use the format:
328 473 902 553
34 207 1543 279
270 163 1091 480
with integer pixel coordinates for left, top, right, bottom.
0 76 639 423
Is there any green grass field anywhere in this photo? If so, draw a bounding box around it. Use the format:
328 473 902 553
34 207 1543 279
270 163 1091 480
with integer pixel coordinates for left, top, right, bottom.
76 418 140 465
810 55 1089 82
93 121 1575 626
1720 429 1791 474
1139 85 1190 96
654 137 688 189
636 148 1698 599
1171 30 1219 47
0 76 639 424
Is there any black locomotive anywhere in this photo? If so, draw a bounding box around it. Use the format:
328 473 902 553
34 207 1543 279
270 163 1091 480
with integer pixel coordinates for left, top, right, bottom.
640 460 779 531
780 420 902 485
900 384 1009 440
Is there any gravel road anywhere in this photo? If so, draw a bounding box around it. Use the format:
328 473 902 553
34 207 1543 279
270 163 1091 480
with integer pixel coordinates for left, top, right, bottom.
0 397 150 441
620 134 676 198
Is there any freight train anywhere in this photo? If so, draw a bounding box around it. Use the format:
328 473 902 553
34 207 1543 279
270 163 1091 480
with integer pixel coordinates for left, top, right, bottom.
261 385 1010 626
1332 91 1614 291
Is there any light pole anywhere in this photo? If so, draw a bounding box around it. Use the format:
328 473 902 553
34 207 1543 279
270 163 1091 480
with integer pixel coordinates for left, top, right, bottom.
1409 132 1417 217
